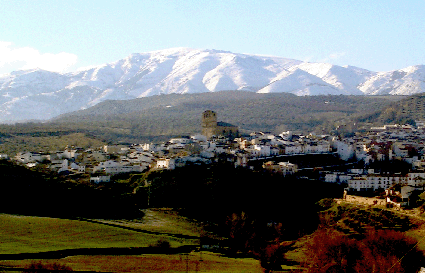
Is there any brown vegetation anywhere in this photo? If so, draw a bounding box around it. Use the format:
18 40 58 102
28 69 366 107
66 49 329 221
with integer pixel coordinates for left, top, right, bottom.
303 228 424 273
26 261 73 272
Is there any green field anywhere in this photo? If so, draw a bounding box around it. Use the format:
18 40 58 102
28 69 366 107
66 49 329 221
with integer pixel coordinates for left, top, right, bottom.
0 212 264 272
0 213 197 255
2 253 263 273
92 208 204 238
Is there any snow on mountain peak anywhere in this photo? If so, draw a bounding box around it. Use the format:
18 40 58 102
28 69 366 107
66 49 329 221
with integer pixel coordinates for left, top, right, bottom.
0 47 424 123
358 65 425 95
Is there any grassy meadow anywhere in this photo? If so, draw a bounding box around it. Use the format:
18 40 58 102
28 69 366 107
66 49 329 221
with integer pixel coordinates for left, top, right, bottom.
0 212 264 272
2 253 263 273
0 212 200 255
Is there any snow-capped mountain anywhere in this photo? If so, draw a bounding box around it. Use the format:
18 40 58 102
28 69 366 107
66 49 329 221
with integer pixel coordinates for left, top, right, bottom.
358 65 425 95
0 47 424 123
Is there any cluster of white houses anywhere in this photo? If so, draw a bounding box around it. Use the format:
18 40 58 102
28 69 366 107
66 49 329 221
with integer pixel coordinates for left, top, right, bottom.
6 130 333 182
325 169 425 191
328 170 425 207
321 122 425 205
6 123 425 167
3 111 332 179
12 147 156 183
4 110 425 197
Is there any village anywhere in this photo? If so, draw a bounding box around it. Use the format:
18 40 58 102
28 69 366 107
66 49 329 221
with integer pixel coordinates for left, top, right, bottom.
2 111 425 209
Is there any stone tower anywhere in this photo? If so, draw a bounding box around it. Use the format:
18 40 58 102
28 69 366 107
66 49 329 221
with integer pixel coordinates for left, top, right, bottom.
202 110 218 138
201 110 239 139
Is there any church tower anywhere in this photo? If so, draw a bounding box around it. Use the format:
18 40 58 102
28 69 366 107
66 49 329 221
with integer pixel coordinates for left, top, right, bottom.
201 110 239 139
202 110 218 138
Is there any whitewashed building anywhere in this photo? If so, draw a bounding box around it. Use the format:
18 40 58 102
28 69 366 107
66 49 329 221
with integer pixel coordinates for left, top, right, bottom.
263 161 298 176
94 160 147 174
15 152 49 163
90 176 111 183
156 158 176 170
347 174 408 192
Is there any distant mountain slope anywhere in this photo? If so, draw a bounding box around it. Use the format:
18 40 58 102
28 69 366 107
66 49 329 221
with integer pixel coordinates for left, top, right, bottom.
0 48 424 123
356 93 425 125
48 91 400 143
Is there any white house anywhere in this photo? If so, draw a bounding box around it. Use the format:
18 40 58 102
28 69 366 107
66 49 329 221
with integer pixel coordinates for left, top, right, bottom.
304 142 331 154
26 162 38 168
191 134 208 142
325 172 352 183
279 131 293 140
332 141 354 161
270 147 280 156
141 143 166 153
347 174 408 192
94 160 147 174
253 144 271 157
325 173 339 183
56 148 79 159
57 159 69 173
90 175 111 183
278 162 298 175
156 158 176 170
263 161 298 176
284 144 303 155
15 152 49 163
122 151 154 165
169 138 191 144
103 145 129 154
339 174 352 183
70 162 85 172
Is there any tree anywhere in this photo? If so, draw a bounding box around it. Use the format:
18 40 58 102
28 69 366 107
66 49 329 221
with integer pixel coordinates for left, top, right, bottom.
226 211 256 253
304 229 424 273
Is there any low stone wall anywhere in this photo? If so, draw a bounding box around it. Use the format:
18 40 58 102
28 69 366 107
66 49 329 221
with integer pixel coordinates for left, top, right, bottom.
338 195 387 206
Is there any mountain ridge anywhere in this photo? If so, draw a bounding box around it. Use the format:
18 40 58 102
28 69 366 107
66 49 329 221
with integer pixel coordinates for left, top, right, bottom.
0 48 424 123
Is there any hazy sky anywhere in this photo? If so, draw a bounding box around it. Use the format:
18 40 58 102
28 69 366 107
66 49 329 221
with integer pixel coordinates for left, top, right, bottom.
1 0 424 74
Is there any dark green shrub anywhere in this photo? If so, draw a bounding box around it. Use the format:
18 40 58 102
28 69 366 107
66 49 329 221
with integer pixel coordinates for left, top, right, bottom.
150 238 171 249
26 261 73 272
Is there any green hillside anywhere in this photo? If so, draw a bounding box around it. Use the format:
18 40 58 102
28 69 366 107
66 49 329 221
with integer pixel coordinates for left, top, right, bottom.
0 214 196 255
356 93 425 125
49 92 401 141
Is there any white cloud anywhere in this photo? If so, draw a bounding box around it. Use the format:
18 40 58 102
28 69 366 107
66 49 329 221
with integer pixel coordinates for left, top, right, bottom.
328 52 346 60
0 42 78 73
317 52 346 64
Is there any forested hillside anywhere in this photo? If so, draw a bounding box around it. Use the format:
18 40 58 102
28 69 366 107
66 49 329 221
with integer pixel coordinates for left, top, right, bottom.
51 91 401 140
356 93 425 125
